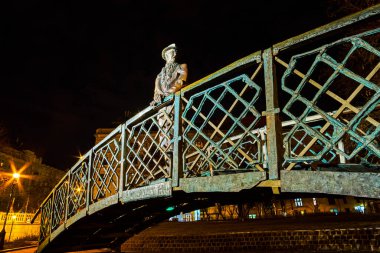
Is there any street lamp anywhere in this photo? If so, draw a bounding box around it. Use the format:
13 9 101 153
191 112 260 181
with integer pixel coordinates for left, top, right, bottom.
8 215 16 241
0 173 20 249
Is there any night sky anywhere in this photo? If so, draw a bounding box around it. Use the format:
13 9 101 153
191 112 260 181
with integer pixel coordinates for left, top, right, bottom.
1 0 342 170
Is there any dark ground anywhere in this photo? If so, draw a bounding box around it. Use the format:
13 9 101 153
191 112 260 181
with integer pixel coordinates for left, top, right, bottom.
3 214 379 252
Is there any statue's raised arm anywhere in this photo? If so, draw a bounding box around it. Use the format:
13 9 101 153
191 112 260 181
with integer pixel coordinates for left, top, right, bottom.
151 43 188 106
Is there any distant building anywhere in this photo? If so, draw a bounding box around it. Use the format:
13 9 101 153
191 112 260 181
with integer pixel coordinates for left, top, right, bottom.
196 196 380 221
0 146 65 213
279 197 379 216
95 128 115 145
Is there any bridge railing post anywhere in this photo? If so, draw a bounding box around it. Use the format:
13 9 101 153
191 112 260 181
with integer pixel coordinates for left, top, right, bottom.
338 140 346 164
263 47 284 180
119 124 126 196
85 151 93 211
64 172 70 225
49 190 54 239
172 93 183 187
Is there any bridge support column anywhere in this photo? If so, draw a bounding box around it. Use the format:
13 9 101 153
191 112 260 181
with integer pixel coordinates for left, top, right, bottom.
263 48 283 180
172 93 183 187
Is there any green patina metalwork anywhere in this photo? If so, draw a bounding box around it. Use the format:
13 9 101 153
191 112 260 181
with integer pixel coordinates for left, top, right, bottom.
181 74 263 177
32 6 380 251
282 28 380 164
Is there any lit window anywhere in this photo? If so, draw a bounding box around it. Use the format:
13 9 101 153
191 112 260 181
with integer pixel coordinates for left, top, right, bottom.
249 214 257 219
354 204 365 213
295 198 303 207
330 208 338 215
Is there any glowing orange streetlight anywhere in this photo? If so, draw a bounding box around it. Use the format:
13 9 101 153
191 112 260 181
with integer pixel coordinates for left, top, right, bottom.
0 171 23 249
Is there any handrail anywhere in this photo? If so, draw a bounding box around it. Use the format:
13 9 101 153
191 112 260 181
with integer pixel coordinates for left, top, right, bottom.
181 51 261 93
31 174 69 223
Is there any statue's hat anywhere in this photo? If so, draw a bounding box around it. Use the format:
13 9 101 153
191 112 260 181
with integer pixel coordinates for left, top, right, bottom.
162 43 177 60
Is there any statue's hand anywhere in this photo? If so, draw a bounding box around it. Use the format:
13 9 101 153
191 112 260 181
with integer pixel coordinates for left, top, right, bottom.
150 93 162 106
154 93 162 102
168 80 183 93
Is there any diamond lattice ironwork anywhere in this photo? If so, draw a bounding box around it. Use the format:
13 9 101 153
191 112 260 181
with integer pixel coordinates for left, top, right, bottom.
67 159 89 218
39 197 52 242
125 105 174 189
91 137 121 202
51 178 68 230
281 29 380 168
181 74 263 177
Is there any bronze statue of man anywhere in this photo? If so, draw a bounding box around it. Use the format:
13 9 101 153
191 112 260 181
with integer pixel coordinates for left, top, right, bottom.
150 44 188 174
151 43 188 105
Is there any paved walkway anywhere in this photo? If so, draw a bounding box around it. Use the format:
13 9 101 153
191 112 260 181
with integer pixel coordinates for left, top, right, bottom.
1 247 113 253
0 246 36 253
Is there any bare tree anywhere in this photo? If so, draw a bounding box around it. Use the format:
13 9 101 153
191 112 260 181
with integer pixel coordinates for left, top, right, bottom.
200 208 211 221
237 203 253 221
225 205 238 220
215 203 226 220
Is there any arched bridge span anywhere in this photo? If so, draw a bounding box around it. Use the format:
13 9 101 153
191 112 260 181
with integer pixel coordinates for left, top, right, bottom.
33 5 380 253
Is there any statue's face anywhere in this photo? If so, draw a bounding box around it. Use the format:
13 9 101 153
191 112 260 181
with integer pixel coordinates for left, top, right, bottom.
165 49 176 62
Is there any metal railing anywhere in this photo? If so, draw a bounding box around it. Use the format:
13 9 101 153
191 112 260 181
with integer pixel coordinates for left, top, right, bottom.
277 28 380 169
33 5 380 247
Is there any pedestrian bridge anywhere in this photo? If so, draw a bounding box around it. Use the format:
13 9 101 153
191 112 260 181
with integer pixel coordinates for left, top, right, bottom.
33 5 380 253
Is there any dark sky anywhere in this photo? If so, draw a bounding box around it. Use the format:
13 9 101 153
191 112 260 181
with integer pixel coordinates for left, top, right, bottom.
1 0 337 170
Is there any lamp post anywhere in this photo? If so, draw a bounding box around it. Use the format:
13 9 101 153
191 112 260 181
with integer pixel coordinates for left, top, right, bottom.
8 215 16 242
0 173 20 249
